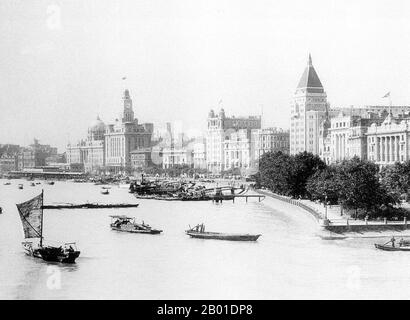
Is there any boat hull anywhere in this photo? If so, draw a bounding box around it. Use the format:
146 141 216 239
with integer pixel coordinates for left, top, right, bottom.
23 244 80 263
186 231 260 241
111 226 162 234
374 244 410 251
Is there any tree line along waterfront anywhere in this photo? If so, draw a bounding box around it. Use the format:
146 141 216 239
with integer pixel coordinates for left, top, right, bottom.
255 151 410 220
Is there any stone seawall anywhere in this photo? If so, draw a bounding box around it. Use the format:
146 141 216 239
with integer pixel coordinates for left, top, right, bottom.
257 189 410 234
256 189 321 221
323 223 410 233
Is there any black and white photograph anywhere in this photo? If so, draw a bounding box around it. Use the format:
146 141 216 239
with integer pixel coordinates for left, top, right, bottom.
1 0 410 305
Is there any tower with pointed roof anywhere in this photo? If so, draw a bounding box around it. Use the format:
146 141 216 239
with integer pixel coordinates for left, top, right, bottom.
290 54 328 155
122 89 135 123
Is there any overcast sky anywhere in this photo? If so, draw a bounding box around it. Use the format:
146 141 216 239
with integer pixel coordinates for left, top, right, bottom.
1 0 410 151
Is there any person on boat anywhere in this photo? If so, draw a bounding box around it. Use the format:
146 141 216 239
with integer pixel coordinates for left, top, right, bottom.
399 238 404 247
391 236 396 247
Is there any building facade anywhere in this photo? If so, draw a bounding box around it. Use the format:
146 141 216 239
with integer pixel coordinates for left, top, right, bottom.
319 110 385 164
0 154 18 172
251 127 290 169
104 89 153 173
366 114 410 165
192 139 207 170
162 148 194 169
223 129 251 173
206 108 261 174
130 148 153 171
66 117 105 174
290 55 328 155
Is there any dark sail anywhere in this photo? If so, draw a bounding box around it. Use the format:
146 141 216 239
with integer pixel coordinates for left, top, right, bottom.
16 192 43 239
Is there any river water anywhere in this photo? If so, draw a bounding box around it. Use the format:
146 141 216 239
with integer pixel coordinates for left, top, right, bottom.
0 179 409 299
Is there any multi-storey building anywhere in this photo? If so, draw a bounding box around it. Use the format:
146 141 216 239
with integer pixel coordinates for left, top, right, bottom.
223 129 251 173
66 117 105 173
0 154 18 172
319 110 385 164
192 138 207 170
206 108 261 174
104 89 153 173
290 55 328 155
162 148 193 169
130 148 152 171
251 127 290 169
366 113 410 165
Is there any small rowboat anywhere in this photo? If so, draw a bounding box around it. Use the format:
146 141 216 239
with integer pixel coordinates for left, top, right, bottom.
375 244 410 251
186 224 261 241
101 189 109 195
18 184 23 189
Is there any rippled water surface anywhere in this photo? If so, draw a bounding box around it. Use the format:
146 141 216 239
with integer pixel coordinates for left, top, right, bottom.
0 179 409 299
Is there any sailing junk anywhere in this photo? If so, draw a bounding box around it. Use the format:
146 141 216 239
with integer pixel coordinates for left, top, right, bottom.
16 191 80 263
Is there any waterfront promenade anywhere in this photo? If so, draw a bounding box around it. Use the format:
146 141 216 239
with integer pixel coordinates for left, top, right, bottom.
257 189 410 234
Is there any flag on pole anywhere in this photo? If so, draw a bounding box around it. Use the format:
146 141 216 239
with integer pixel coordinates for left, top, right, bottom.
382 92 390 98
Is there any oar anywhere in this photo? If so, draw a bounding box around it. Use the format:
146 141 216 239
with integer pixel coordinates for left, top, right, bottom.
382 239 392 246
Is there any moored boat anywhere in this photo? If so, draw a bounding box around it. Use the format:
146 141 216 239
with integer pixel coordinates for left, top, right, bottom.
18 184 23 189
375 243 410 251
101 189 109 195
185 224 261 241
110 215 162 234
16 190 81 263
4 182 11 185
47 181 55 185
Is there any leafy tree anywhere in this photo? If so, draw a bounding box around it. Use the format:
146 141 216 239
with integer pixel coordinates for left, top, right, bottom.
306 167 339 204
259 151 325 198
336 157 397 218
288 152 326 198
380 161 410 201
259 151 294 196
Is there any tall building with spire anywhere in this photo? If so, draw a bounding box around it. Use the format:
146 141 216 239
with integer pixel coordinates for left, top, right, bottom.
290 54 328 155
104 89 153 173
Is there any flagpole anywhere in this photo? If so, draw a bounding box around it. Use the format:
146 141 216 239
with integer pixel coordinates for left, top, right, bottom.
40 189 44 247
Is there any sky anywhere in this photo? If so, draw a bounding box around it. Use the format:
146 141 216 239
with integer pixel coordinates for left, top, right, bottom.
1 0 410 152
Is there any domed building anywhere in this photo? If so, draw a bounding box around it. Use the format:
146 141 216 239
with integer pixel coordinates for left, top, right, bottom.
66 116 106 174
87 116 105 141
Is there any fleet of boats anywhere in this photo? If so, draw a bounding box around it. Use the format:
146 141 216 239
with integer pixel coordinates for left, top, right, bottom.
129 177 247 202
6 180 262 265
4 177 410 268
